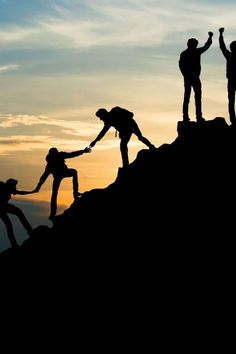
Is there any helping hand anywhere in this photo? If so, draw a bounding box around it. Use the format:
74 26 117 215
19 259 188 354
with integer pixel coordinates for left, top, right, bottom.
219 28 224 34
84 147 92 153
208 31 213 37
90 141 96 148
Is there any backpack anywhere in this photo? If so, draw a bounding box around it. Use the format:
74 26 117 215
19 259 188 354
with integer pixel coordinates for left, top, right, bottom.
109 106 134 136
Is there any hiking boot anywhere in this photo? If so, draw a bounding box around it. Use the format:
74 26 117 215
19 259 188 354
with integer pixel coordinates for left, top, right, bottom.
27 228 34 237
230 119 236 126
183 116 190 122
73 192 82 199
196 116 205 123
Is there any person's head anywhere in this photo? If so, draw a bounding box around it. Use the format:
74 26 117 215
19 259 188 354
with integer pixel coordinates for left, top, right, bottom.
6 178 18 191
96 108 109 122
48 147 58 156
187 38 198 49
46 147 58 163
230 41 236 53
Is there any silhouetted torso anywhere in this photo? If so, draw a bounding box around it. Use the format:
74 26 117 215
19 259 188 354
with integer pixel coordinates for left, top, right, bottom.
222 51 236 81
104 106 135 133
179 48 203 77
46 152 68 176
0 182 13 208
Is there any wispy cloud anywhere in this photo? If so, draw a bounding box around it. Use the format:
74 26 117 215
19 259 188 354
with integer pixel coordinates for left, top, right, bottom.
0 133 134 155
0 113 99 136
0 113 127 154
1 1 236 49
0 64 19 73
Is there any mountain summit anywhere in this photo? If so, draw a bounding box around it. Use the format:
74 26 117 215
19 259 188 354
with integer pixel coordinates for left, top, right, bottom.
1 117 235 277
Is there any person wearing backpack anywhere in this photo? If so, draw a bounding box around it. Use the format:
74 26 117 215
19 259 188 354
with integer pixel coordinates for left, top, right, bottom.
33 146 90 220
89 106 156 168
0 178 34 248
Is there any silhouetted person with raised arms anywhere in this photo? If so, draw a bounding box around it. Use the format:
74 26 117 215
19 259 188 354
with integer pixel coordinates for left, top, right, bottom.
219 27 236 126
179 31 213 122
89 106 156 168
33 147 90 220
0 178 33 248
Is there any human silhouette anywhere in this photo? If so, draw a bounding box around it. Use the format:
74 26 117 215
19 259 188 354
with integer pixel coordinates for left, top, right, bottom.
179 31 213 122
33 147 90 219
89 106 156 168
219 27 236 125
0 179 33 248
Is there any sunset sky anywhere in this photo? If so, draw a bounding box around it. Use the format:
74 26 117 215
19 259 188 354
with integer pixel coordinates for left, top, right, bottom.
0 0 235 250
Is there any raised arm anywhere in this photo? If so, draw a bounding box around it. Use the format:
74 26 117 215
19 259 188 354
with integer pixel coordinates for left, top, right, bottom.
219 27 230 58
90 124 111 147
199 31 213 54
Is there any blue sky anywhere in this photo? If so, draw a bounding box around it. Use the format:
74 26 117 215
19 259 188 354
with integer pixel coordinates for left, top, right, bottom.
1 0 235 251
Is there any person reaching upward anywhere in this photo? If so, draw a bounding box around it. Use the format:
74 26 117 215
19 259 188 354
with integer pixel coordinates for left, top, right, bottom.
33 146 90 220
0 178 34 248
219 27 236 125
179 31 213 122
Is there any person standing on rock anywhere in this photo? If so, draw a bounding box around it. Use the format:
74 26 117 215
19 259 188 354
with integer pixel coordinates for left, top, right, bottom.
179 31 213 123
219 27 236 126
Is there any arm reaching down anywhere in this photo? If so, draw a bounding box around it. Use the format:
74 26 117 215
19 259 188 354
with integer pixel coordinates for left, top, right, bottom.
90 124 111 147
33 166 51 192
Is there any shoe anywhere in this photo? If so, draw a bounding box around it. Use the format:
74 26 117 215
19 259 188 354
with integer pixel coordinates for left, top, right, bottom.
12 244 20 250
149 144 157 150
73 192 82 199
27 228 34 237
196 117 205 123
183 116 190 122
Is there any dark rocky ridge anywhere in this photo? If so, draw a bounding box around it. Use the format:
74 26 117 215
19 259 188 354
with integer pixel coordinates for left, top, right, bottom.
1 118 235 283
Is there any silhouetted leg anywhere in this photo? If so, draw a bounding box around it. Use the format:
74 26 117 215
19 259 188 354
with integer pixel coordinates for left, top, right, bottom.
120 134 131 168
7 204 32 235
50 177 62 218
193 77 203 120
0 212 18 248
228 80 236 124
64 169 79 198
183 78 191 120
133 122 155 149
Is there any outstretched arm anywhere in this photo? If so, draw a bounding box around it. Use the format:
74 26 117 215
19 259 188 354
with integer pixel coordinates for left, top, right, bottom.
33 166 50 192
199 31 213 53
14 189 35 195
90 124 111 147
62 147 91 159
219 27 230 58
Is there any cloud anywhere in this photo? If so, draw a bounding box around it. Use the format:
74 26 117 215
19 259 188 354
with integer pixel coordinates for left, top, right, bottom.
0 112 129 154
1 1 236 49
0 64 19 73
0 113 99 135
